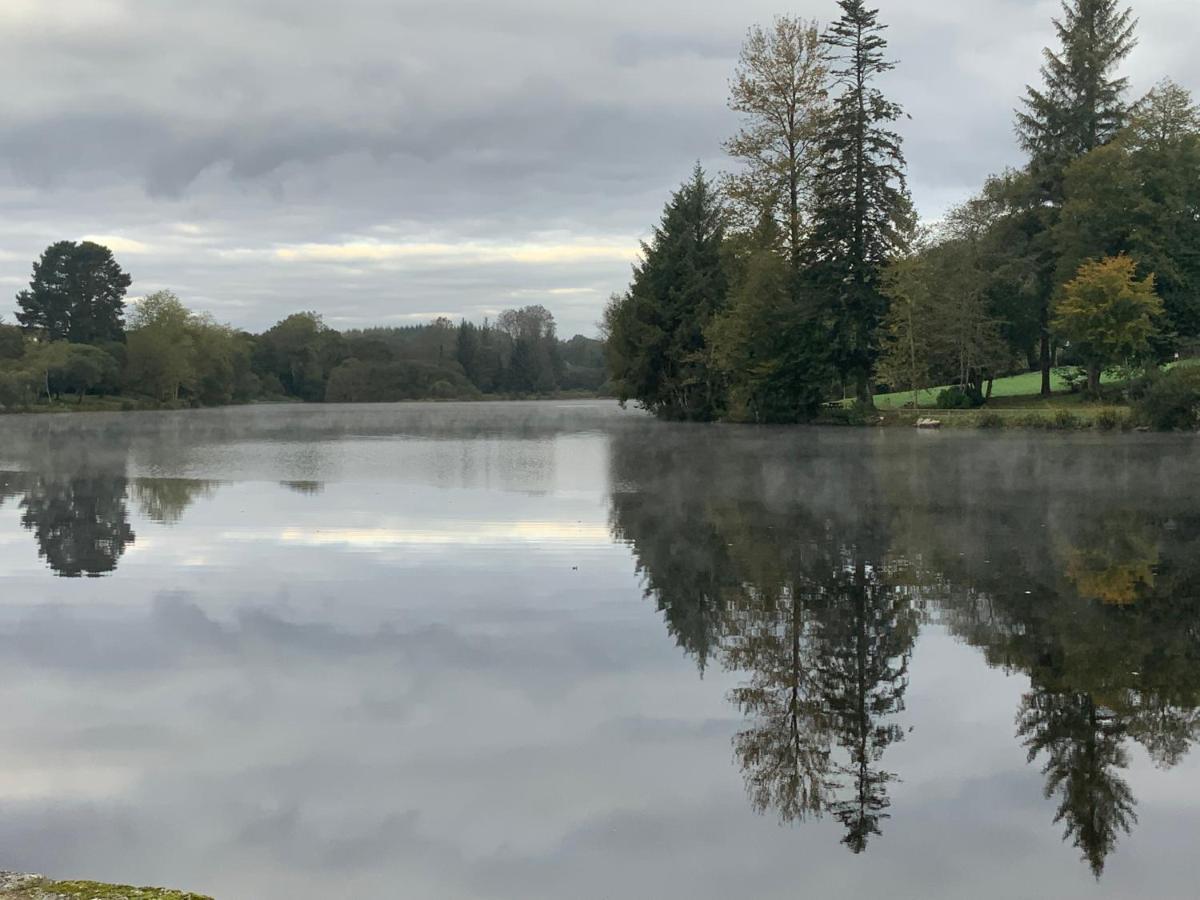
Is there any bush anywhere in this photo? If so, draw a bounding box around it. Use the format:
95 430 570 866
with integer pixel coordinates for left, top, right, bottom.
977 411 1005 429
1094 408 1124 431
1053 409 1080 429
1134 367 1200 431
936 385 984 409
818 403 870 427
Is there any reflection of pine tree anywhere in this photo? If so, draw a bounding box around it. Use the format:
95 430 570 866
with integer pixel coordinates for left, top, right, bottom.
814 555 917 853
1018 689 1137 878
727 584 836 823
20 475 135 577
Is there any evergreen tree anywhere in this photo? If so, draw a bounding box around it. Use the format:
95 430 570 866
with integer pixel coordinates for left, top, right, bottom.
1014 0 1138 394
1018 690 1137 878
807 0 913 404
15 241 132 344
604 166 729 421
1017 0 1138 195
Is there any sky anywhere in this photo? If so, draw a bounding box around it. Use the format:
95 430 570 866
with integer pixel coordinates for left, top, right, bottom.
0 0 1196 338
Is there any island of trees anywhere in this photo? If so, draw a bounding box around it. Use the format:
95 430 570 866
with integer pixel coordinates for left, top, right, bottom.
0 239 607 411
605 0 1200 429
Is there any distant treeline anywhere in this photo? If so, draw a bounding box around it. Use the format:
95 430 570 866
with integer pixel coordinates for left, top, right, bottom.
605 0 1200 423
0 240 607 410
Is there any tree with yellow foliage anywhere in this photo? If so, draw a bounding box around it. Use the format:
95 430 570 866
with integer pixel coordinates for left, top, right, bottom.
1052 255 1162 394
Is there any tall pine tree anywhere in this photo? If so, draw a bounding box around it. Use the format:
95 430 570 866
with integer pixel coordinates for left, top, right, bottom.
604 166 729 421
1015 0 1138 394
807 0 912 404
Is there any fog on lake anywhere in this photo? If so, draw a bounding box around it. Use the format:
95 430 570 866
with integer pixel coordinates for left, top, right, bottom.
0 401 1198 899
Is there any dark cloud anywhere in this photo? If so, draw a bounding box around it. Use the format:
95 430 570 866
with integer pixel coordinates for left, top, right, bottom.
0 0 1196 335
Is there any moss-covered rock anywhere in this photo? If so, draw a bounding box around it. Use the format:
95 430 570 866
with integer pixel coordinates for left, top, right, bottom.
0 872 211 900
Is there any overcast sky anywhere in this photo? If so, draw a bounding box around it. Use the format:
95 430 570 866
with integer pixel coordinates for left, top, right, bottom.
1 0 1196 337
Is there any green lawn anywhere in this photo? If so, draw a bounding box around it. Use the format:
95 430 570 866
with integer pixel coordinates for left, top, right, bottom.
870 368 1102 410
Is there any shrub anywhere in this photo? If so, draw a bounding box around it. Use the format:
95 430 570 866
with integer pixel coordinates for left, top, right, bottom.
977 411 1005 429
1053 409 1080 429
1134 367 1200 431
936 385 984 409
1094 408 1124 431
818 403 870 427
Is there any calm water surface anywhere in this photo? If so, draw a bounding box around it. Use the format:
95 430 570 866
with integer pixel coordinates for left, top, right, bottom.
0 401 1198 899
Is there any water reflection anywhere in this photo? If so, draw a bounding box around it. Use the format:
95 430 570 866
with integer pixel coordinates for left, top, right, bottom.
610 428 1200 875
2 407 1199 891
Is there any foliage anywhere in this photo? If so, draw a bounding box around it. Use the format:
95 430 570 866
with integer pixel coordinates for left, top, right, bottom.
15 241 132 344
1017 0 1138 197
253 312 347 402
936 386 984 410
708 246 831 422
324 359 479 402
1052 255 1162 393
1133 366 1200 431
724 16 827 269
806 0 913 402
1057 80 1200 342
604 166 729 421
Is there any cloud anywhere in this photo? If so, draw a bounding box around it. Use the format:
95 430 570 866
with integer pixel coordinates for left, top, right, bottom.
0 0 1196 336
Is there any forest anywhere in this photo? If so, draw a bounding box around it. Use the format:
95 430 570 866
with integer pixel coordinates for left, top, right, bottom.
604 0 1200 428
0 240 607 411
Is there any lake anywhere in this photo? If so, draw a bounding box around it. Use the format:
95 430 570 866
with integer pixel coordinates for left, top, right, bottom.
0 401 1198 899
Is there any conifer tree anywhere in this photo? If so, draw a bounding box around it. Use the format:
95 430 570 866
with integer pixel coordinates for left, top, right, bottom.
1015 0 1138 393
604 166 729 421
807 0 913 404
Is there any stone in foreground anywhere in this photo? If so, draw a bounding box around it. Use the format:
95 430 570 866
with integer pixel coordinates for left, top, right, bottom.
0 873 211 900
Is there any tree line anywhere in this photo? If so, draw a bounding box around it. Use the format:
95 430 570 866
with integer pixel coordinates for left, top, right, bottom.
605 0 1200 422
0 239 607 409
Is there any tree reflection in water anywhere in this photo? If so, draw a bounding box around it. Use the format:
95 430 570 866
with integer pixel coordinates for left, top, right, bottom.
610 427 1200 873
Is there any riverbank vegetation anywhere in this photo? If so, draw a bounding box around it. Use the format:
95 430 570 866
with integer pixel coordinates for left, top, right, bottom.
604 0 1200 430
0 872 210 900
0 240 607 412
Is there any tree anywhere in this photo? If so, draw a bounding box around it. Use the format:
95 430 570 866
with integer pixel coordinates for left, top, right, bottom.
807 0 913 403
253 312 347 401
880 215 1012 402
878 251 936 408
1052 255 1162 393
0 318 24 360
15 241 132 344
1018 690 1137 878
724 17 827 273
125 291 196 402
1017 0 1139 194
604 166 729 420
1057 81 1200 342
1015 0 1138 394
497 305 561 393
708 243 831 422
20 474 135 578
54 344 120 402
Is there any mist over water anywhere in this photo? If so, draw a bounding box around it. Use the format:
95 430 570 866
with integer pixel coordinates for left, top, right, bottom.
0 402 1198 899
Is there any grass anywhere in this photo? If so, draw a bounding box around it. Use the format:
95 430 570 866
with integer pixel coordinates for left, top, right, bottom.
868 368 1115 410
872 359 1200 412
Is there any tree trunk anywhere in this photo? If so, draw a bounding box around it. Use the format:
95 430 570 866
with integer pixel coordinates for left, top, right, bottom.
1040 330 1052 397
1088 365 1101 395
